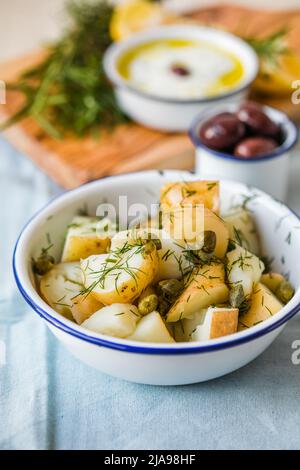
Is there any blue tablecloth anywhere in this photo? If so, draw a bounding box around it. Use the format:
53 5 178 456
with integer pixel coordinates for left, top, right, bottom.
1 138 300 450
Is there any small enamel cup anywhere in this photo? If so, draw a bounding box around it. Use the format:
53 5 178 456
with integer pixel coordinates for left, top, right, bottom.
190 104 298 201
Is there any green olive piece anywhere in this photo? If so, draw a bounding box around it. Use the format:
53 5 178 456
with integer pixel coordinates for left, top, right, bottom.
32 253 55 275
158 299 170 316
229 284 245 308
275 280 294 304
138 294 158 316
188 250 214 265
143 241 157 256
150 238 162 251
141 235 162 251
202 231 217 254
157 279 183 302
156 279 183 316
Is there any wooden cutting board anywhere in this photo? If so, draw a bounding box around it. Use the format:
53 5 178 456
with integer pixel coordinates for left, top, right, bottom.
0 4 300 189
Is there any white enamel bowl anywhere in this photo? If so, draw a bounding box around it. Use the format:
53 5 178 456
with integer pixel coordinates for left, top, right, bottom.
13 171 300 385
103 25 258 132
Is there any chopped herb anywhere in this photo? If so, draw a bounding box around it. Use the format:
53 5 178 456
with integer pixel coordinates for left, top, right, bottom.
206 182 217 191
265 306 273 316
275 214 290 231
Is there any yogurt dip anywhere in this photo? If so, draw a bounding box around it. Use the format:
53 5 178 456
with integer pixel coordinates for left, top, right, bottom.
117 39 244 100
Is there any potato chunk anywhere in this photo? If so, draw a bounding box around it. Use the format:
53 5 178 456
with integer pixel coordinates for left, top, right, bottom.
166 263 229 322
40 261 104 323
70 294 104 325
226 245 264 298
61 216 115 262
40 262 83 320
174 306 238 342
203 208 229 258
261 272 285 293
160 180 220 214
238 283 283 330
224 209 260 255
81 243 158 305
111 228 192 280
128 311 175 343
82 304 140 338
191 307 238 342
162 207 229 256
174 310 207 342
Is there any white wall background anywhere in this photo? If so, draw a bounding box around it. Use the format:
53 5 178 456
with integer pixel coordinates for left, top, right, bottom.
0 0 299 61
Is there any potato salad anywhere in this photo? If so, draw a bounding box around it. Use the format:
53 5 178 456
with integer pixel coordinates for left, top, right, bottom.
34 181 294 344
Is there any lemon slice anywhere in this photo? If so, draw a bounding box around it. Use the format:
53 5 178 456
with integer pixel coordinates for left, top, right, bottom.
253 52 300 96
110 0 168 41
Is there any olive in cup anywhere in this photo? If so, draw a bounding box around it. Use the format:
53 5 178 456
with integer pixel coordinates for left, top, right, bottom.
234 137 277 159
198 101 283 159
237 101 280 139
199 113 245 150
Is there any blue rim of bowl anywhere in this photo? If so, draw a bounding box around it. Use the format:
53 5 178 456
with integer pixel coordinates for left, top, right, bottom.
12 171 300 355
189 107 299 163
103 29 259 105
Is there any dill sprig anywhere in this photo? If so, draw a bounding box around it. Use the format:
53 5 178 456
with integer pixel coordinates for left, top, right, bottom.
245 28 290 67
2 0 129 138
80 242 147 298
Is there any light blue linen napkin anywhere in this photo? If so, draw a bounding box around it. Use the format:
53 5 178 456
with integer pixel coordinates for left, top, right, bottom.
1 138 300 450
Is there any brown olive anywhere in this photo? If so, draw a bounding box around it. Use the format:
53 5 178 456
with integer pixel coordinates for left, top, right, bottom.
234 137 277 158
199 113 245 150
237 101 280 139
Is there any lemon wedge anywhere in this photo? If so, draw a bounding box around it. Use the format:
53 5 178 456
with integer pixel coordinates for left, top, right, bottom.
253 51 300 96
110 0 169 41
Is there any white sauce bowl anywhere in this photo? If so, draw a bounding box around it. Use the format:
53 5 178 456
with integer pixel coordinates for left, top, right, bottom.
190 104 298 202
103 25 259 132
13 171 300 385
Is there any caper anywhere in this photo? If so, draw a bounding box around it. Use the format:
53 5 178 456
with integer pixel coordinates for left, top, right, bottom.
138 294 158 316
202 231 217 254
275 280 294 304
139 285 156 301
32 253 55 275
229 284 245 308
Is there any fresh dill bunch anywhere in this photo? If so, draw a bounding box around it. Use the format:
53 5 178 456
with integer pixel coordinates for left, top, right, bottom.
2 0 129 138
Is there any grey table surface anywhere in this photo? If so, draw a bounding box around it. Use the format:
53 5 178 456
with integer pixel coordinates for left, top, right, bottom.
0 137 300 450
